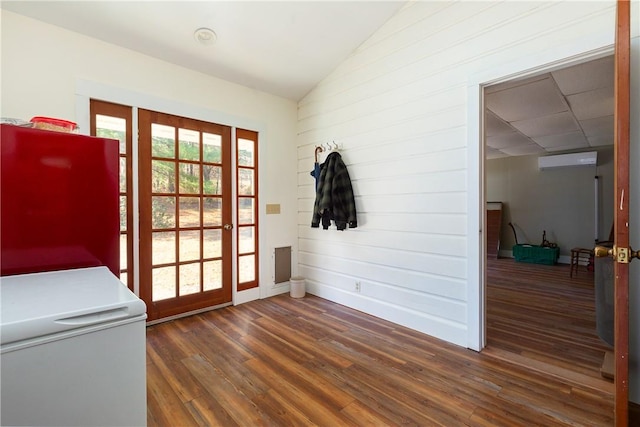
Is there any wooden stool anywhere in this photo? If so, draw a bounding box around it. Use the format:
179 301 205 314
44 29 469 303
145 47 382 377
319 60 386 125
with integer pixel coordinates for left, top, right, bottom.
570 247 593 277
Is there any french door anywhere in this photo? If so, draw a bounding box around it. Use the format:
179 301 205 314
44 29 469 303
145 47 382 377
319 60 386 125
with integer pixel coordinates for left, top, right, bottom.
90 100 134 290
236 129 259 291
138 109 233 321
594 1 631 424
611 1 631 424
91 101 259 321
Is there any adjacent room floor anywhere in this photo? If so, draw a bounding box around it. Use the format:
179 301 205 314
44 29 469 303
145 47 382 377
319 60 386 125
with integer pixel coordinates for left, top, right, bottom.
485 257 613 393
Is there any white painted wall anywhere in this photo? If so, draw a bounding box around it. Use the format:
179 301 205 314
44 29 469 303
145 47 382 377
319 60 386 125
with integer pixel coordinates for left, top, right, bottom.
486 148 615 261
0 11 299 301
297 0 640 402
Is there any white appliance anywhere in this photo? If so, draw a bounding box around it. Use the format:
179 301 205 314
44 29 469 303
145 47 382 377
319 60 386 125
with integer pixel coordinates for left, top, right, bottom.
1 267 147 427
538 151 598 170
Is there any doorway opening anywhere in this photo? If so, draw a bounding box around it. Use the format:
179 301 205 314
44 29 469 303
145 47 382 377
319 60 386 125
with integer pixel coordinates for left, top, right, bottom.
480 54 615 394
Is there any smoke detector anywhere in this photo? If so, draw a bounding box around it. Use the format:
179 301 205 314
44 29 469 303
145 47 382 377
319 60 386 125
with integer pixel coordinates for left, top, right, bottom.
194 28 217 46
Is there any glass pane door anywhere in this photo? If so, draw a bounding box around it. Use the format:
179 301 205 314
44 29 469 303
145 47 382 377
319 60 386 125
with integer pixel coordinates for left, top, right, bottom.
90 100 133 290
139 109 232 321
236 129 259 291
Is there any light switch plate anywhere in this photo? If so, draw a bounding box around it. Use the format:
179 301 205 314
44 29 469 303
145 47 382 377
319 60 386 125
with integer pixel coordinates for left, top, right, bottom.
266 204 281 215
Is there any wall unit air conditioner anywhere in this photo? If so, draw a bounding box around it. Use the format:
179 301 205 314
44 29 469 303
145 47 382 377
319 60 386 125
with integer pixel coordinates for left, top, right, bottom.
538 151 597 170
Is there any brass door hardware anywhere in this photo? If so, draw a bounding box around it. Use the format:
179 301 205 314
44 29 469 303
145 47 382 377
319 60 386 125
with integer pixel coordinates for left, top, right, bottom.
594 245 640 263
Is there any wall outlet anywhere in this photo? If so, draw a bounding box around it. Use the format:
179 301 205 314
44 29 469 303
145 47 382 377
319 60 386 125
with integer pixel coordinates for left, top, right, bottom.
355 281 361 293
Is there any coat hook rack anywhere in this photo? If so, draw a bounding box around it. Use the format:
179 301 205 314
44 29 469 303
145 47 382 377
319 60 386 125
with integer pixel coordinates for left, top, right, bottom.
314 141 339 163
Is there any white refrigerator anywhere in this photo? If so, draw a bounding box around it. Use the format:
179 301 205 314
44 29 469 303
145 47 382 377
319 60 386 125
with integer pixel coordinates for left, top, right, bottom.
1 267 147 427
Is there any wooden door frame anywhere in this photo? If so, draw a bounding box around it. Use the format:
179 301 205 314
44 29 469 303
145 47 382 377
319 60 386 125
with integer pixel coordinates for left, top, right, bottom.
467 46 615 351
89 100 134 291
471 1 631 423
76 81 270 311
613 0 630 424
469 5 633 426
138 108 233 321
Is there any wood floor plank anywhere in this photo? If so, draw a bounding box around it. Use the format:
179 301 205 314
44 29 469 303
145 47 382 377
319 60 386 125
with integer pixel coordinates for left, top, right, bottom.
182 354 276 427
146 324 205 403
253 315 353 369
486 258 613 391
498 381 611 427
146 262 614 426
186 332 270 400
186 394 241 427
242 322 315 364
244 357 357 427
486 258 611 381
468 405 566 427
483 346 614 395
302 357 453 427
188 312 256 362
199 305 256 340
146 361 199 427
246 299 336 341
251 388 318 427
340 400 399 426
240 332 355 410
345 362 474 426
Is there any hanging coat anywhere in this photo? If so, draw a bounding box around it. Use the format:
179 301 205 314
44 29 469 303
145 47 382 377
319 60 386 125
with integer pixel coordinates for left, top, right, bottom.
311 152 357 230
310 162 320 191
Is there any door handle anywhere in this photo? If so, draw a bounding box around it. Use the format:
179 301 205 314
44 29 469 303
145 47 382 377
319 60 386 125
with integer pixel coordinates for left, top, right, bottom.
223 223 234 230
594 245 614 258
594 245 640 263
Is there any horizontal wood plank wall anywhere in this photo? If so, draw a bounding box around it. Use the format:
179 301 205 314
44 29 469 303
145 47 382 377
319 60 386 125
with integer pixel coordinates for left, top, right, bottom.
297 1 616 346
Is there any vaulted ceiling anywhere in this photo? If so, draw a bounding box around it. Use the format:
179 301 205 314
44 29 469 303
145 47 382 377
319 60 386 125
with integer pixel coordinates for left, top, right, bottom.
2 2 614 158
0 1 405 101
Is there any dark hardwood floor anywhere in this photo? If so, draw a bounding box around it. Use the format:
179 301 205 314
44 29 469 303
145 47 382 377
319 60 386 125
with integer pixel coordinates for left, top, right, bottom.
147 271 614 426
486 257 613 392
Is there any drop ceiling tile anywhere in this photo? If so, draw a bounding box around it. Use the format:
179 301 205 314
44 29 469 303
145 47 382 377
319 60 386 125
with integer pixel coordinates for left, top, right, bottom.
566 86 614 120
546 142 592 152
552 56 614 95
486 132 532 149
485 110 514 136
483 56 612 159
486 77 568 122
485 147 509 159
485 73 549 95
510 111 579 137
587 135 614 147
486 151 509 160
500 143 546 156
580 115 614 139
533 131 588 148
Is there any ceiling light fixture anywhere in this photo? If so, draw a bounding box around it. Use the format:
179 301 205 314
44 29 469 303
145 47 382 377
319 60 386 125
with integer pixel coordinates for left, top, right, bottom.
194 27 217 46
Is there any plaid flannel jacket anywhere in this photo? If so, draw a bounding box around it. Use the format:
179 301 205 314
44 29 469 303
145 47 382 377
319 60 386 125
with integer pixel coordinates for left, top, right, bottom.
311 152 357 230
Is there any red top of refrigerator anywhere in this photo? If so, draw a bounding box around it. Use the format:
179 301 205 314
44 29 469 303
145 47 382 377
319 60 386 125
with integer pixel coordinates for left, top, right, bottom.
1 124 120 277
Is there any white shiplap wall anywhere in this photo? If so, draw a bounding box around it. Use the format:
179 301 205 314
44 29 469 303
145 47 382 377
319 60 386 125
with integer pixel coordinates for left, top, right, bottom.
297 1 617 347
